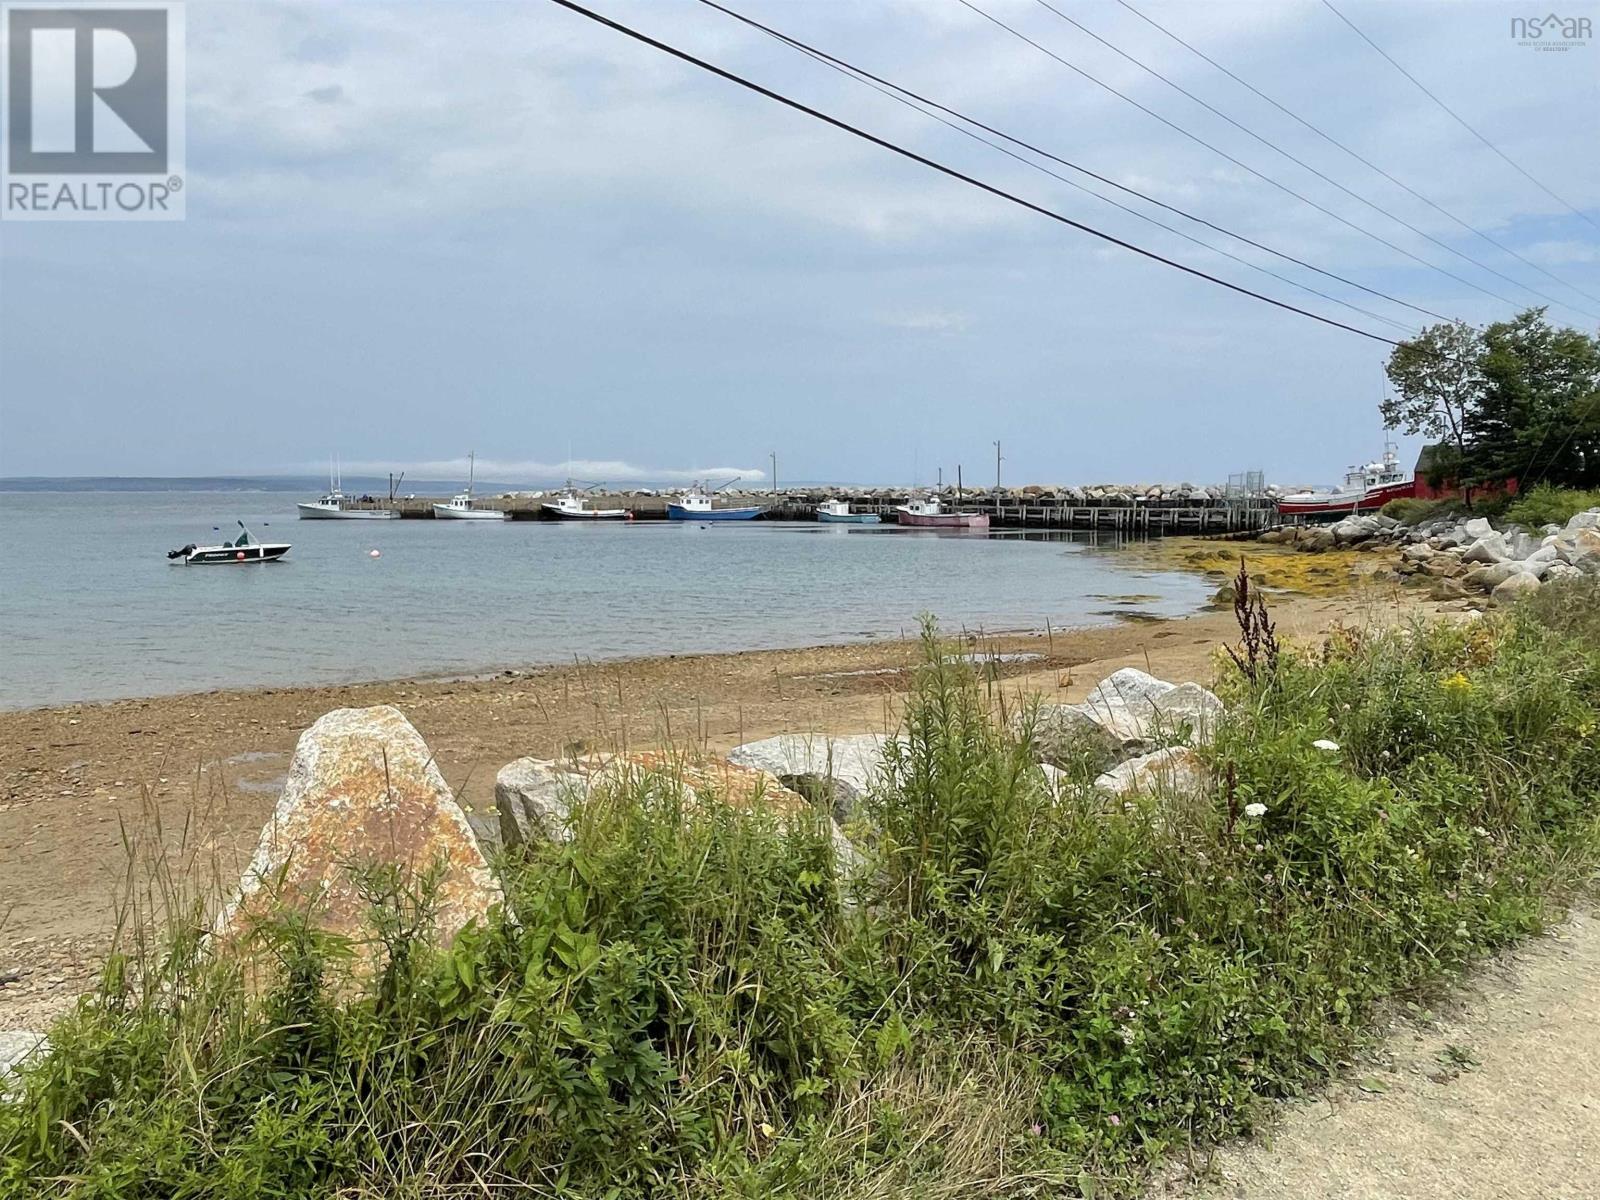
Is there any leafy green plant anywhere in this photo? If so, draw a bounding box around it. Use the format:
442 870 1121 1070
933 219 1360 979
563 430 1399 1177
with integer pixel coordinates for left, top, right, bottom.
1504 483 1600 529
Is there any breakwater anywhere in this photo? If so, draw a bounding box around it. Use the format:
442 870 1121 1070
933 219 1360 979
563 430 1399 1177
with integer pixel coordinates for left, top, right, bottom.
360 489 1278 533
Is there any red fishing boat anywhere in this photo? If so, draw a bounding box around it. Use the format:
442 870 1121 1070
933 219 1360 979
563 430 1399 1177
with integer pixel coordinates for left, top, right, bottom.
1277 443 1415 518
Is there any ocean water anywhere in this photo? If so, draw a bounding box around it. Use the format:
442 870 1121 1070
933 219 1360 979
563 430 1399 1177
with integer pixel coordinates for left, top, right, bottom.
0 490 1214 709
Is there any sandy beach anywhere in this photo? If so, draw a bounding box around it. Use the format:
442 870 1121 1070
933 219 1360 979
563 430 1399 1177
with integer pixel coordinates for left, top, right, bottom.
0 566 1446 1027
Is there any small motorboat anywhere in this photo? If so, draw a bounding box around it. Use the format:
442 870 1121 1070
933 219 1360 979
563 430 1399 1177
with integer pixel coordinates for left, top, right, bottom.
666 482 764 521
433 452 508 520
894 495 989 529
168 522 290 565
542 482 629 521
816 499 880 524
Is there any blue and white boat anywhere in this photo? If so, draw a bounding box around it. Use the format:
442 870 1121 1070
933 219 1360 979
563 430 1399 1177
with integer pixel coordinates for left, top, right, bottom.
816 499 879 524
666 484 764 521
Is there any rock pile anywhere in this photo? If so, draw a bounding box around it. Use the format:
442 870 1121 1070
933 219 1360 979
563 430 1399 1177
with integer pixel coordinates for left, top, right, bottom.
1263 506 1600 603
490 751 818 854
1022 667 1222 800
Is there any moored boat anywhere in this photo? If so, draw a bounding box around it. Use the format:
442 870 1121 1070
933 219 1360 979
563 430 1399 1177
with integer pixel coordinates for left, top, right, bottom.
433 452 509 520
816 499 880 524
894 495 990 529
542 483 629 521
666 484 764 521
1277 443 1415 518
168 522 290 565
298 457 400 519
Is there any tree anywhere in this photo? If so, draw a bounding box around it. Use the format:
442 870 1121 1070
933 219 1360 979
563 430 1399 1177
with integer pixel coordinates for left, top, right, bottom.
1470 309 1600 488
1383 320 1482 503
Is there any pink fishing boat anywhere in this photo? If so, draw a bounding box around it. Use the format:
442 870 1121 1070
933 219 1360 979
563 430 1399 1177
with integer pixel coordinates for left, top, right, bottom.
894 496 990 529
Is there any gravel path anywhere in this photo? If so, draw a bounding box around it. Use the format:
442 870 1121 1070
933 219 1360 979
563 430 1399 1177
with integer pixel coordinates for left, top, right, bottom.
1163 906 1599 1200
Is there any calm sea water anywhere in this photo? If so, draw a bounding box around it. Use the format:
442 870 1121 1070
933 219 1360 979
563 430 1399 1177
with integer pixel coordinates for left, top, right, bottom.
0 491 1213 708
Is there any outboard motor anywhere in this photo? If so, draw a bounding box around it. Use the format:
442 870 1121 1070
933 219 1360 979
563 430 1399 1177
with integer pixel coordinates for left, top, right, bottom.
167 543 196 560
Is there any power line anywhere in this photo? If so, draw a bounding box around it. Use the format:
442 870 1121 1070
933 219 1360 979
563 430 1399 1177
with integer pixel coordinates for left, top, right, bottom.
1115 0 1600 314
695 0 1414 333
699 0 1443 326
956 0 1528 314
1320 0 1600 238
544 0 1401 345
1035 0 1600 322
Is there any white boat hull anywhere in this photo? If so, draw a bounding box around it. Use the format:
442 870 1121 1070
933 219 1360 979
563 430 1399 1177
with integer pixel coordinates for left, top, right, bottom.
433 504 508 520
297 502 400 520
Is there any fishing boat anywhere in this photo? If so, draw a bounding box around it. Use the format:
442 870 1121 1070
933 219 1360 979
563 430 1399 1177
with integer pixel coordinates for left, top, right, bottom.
666 483 764 521
297 459 400 520
542 483 629 521
433 452 508 520
168 522 290 565
816 499 880 524
894 495 990 529
1277 442 1416 518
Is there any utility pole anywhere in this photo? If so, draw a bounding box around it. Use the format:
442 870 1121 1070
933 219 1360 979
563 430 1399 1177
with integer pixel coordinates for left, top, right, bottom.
770 451 777 494
957 464 963 503
937 467 943 489
994 440 1003 494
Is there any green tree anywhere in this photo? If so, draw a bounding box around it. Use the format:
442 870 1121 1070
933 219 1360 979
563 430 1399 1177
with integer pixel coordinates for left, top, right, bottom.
1382 319 1482 502
1470 309 1600 488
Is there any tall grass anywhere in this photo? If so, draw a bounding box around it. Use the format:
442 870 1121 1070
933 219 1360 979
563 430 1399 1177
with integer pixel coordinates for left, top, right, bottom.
4 583 1599 1198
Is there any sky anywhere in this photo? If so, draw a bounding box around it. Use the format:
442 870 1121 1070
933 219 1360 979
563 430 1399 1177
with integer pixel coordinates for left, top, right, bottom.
1 0 1597 489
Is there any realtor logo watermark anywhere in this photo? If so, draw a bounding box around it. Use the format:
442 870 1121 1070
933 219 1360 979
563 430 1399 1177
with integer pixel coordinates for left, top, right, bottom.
1511 13 1591 51
2 2 185 220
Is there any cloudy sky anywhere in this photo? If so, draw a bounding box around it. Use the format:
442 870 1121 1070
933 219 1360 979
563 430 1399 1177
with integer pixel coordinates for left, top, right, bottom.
2 0 1597 487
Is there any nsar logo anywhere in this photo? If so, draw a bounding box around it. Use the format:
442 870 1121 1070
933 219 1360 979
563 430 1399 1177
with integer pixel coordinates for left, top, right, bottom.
2 2 185 221
1511 12 1591 51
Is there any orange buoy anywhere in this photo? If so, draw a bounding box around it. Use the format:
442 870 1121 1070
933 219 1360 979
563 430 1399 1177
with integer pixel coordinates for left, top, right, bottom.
236 551 246 561
369 549 381 558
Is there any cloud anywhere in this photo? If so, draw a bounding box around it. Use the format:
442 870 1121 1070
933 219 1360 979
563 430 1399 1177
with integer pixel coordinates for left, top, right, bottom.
323 458 767 484
878 310 973 332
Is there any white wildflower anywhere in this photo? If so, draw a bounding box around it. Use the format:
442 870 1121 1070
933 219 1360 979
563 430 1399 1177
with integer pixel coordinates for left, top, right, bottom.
1243 802 1267 818
1312 739 1341 752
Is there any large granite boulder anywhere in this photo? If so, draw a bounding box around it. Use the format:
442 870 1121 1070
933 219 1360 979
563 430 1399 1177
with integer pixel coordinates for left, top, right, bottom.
1464 561 1531 592
1490 572 1542 606
1462 534 1512 565
493 751 816 853
1081 668 1223 747
495 758 582 849
1024 704 1124 773
1093 746 1209 800
219 706 497 948
726 733 893 824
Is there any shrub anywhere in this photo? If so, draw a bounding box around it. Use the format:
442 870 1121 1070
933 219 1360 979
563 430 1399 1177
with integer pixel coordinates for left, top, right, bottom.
1504 483 1600 529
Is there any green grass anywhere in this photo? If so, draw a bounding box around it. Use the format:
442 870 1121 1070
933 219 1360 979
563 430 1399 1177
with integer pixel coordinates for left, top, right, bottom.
1503 484 1600 529
4 583 1600 1198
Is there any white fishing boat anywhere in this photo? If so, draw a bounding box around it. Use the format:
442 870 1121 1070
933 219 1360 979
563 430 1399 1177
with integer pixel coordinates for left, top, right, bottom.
816 499 880 524
168 521 290 565
542 482 629 521
297 458 400 520
433 452 508 520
